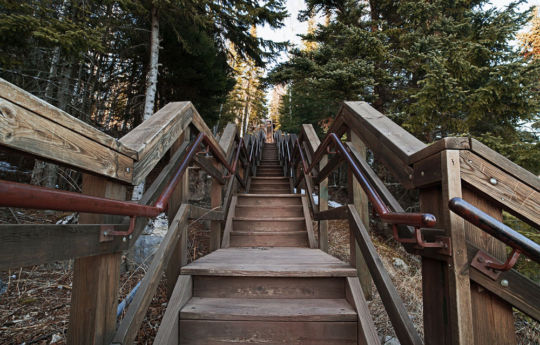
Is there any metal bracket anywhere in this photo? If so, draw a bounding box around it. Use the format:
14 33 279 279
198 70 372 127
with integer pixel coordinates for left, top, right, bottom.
99 225 114 242
471 249 521 280
393 225 451 256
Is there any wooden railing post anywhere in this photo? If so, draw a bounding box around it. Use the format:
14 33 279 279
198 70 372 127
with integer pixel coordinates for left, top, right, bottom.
349 131 373 299
68 174 126 345
462 187 517 345
165 127 190 296
418 150 474 345
319 153 329 252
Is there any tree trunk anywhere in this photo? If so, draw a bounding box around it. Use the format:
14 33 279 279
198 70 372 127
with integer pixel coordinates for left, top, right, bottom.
132 5 160 201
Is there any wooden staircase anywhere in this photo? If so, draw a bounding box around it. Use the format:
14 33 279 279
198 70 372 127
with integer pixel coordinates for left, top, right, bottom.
162 142 379 345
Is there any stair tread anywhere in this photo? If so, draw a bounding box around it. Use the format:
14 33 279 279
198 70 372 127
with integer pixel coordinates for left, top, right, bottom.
239 194 300 197
181 298 357 321
235 205 302 209
181 247 357 277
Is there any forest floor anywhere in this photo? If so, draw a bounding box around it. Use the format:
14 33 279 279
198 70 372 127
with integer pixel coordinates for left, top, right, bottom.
1 191 539 344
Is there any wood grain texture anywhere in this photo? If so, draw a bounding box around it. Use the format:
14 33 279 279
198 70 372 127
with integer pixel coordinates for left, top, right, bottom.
181 247 357 277
114 204 189 344
221 196 237 248
0 97 133 182
193 155 226 185
441 150 474 345
189 205 224 221
68 174 125 345
467 243 540 322
470 138 539 191
340 105 415 188
408 137 470 164
120 102 193 184
459 150 539 226
193 276 345 299
153 275 192 345
345 277 381 345
0 224 129 270
301 195 317 248
350 133 373 300
462 188 516 345
348 205 422 345
0 77 136 158
181 297 357 321
179 320 357 345
342 101 425 162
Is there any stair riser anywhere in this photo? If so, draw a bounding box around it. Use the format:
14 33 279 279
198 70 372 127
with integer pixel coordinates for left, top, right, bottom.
192 276 346 299
250 181 289 186
249 185 290 191
230 233 308 247
237 197 302 206
249 189 290 194
233 220 305 231
256 173 284 177
180 320 356 345
235 207 303 218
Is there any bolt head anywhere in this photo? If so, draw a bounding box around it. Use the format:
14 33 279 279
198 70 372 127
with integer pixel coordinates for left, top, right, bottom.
103 231 108 236
126 167 130 172
500 279 509 287
122 237 127 242
421 171 425 176
129 235 133 240
489 177 497 185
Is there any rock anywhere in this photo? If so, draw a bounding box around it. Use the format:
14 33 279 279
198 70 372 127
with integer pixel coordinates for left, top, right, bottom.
392 257 409 271
131 234 163 266
50 333 62 344
383 336 400 345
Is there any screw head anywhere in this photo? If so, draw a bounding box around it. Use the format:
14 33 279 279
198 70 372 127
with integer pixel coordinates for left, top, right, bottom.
122 237 127 242
489 177 497 185
421 171 425 176
500 279 509 287
103 231 109 236
128 235 133 240
126 167 130 172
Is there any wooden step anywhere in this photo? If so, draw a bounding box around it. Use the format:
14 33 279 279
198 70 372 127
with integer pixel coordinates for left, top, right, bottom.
237 194 302 206
249 182 290 188
230 231 308 247
249 188 290 194
233 217 305 231
192 276 346 299
256 173 284 177
179 320 357 344
181 297 356 321
181 247 357 277
235 205 303 218
250 177 289 184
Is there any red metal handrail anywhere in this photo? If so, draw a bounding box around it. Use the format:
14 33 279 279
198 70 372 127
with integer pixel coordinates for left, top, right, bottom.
292 132 436 229
0 132 249 237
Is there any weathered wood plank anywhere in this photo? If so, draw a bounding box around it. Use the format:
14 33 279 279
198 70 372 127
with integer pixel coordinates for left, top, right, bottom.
460 150 539 226
343 101 426 162
68 174 125 345
120 102 193 184
0 97 133 183
301 195 317 248
470 138 539 191
408 137 470 165
345 277 381 345
467 243 540 322
0 78 137 158
114 204 189 345
340 105 415 188
412 152 442 188
193 155 226 185
441 150 474 345
0 224 129 270
221 196 237 248
153 275 192 345
347 205 422 345
462 188 516 345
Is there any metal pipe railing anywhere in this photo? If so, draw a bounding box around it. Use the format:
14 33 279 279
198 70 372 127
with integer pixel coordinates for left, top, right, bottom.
449 197 540 265
294 132 436 228
0 132 245 222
